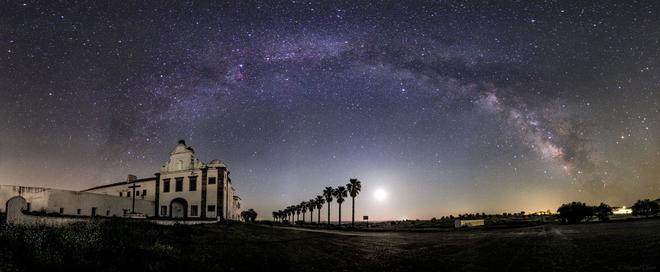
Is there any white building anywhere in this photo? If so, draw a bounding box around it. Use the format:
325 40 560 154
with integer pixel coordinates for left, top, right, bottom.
1 140 242 221
454 219 485 228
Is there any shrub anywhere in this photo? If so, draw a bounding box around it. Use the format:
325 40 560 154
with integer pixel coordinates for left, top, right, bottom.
594 203 613 221
557 202 594 223
632 199 660 217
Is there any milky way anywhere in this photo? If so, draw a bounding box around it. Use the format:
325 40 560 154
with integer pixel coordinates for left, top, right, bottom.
1 1 659 219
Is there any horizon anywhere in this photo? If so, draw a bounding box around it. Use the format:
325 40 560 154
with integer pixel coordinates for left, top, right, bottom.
1 1 659 222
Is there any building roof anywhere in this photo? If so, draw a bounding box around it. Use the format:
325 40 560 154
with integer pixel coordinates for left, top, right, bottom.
81 177 157 192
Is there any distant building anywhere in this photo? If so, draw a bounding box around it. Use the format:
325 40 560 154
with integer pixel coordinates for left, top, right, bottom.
612 206 632 215
531 210 552 216
1 140 242 221
454 219 485 228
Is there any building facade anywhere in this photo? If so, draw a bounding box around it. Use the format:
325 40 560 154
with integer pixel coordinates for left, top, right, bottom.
1 140 241 221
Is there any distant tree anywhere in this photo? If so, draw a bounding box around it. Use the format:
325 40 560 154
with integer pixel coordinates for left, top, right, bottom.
241 209 257 222
333 186 348 225
315 195 325 224
557 202 594 223
295 205 301 223
286 206 293 223
632 199 660 217
594 203 613 221
323 187 334 225
308 199 316 224
301 201 308 223
272 211 277 222
346 178 362 227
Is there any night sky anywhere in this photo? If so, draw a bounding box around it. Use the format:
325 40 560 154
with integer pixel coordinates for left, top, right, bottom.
1 1 659 220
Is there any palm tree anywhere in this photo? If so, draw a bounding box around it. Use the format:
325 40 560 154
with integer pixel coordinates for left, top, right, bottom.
315 195 325 224
301 201 308 223
346 178 362 227
272 211 277 222
333 186 348 225
307 199 315 224
287 205 294 223
283 207 288 223
295 204 301 223
323 187 334 225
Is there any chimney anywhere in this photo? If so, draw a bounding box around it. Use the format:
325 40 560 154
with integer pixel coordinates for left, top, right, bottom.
127 174 137 183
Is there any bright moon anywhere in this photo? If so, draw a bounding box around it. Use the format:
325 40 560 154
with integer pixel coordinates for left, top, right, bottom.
374 188 387 202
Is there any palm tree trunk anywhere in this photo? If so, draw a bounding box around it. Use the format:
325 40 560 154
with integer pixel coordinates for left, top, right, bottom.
327 203 331 225
303 213 305 222
317 209 321 224
338 203 342 225
351 197 355 226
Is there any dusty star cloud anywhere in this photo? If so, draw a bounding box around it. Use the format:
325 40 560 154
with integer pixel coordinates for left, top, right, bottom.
0 1 659 219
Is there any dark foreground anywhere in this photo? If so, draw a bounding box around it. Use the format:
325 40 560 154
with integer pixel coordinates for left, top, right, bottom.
1 217 659 271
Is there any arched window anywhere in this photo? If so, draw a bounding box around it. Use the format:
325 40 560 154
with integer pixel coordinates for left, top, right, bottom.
177 160 183 170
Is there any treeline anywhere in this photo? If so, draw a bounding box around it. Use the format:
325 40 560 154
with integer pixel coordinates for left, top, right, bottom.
557 199 659 224
433 211 535 221
272 178 362 226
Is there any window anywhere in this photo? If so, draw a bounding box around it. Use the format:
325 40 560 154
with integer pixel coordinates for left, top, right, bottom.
160 206 167 216
191 205 198 216
175 177 183 192
127 191 131 197
59 208 64 214
208 177 216 184
119 192 123 197
26 203 31 212
163 179 170 192
142 189 147 196
177 160 183 170
91 207 97 217
208 205 216 212
135 190 140 196
189 176 197 191
77 209 81 215
106 210 110 216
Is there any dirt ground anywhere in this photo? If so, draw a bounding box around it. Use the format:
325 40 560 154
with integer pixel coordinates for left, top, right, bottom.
1 217 659 271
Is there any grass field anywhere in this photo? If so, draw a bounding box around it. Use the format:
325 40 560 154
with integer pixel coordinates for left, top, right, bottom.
1 217 659 271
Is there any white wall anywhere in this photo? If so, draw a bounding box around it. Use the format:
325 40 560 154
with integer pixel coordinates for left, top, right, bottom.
84 179 157 202
1 185 155 217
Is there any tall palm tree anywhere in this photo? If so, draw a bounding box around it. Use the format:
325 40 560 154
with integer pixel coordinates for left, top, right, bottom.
301 201 308 223
295 204 301 223
288 205 294 223
323 187 334 225
315 195 325 224
308 199 316 224
346 178 362 227
333 186 348 225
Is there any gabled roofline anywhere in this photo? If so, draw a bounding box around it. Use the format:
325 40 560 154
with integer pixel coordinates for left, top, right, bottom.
81 177 157 192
